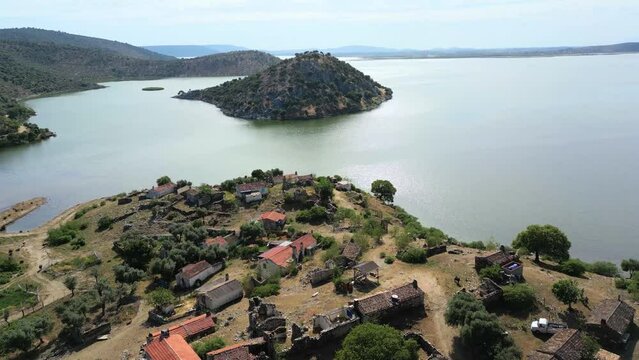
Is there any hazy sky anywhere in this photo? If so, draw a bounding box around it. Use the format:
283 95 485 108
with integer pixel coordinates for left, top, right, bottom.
1 0 637 49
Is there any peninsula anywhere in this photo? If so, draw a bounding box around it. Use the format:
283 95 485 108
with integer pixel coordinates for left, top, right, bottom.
176 51 393 120
0 169 636 360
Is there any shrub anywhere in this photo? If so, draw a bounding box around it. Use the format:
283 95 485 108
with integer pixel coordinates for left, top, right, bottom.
479 265 502 282
321 242 340 262
47 222 83 246
97 216 114 231
379 252 386 259
192 337 225 359
384 256 395 264
614 277 627 289
587 261 619 277
397 246 427 264
559 259 587 277
251 283 280 297
352 233 371 252
502 284 536 312
296 206 329 224
147 288 175 308
464 241 486 250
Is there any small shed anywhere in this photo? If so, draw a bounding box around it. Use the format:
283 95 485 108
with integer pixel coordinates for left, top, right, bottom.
586 298 635 347
353 261 380 282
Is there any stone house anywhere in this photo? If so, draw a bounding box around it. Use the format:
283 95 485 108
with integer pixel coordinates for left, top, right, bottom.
144 313 216 360
236 182 268 203
283 173 314 189
528 328 585 360
257 233 317 279
147 182 176 199
586 298 635 347
353 280 425 322
475 249 523 281
259 211 287 232
339 240 361 268
175 260 220 289
197 278 243 311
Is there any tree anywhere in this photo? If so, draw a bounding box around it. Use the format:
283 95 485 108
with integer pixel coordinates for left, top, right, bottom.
148 288 175 308
314 177 334 202
239 222 264 243
30 315 53 343
63 276 77 297
460 311 518 359
95 278 115 316
621 258 639 276
156 176 172 186
335 323 419 360
113 264 145 283
371 180 397 203
149 258 176 281
552 279 581 310
3 308 10 323
445 292 486 326
512 224 571 262
114 233 156 269
251 169 265 180
502 284 536 312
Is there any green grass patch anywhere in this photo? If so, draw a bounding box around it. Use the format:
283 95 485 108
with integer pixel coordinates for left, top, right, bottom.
0 283 38 311
49 254 101 274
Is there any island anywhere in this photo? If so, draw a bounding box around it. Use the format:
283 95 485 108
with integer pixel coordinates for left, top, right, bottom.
0 169 637 360
176 51 393 120
142 87 164 91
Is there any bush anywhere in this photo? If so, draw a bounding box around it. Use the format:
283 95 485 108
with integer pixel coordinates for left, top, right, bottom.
192 337 225 359
587 261 619 277
397 246 427 264
321 242 340 262
296 205 329 224
384 256 395 264
251 283 280 297
147 288 175 308
479 265 502 282
47 222 83 246
614 277 628 289
97 216 114 231
379 252 386 258
464 241 486 250
502 284 536 312
559 259 587 277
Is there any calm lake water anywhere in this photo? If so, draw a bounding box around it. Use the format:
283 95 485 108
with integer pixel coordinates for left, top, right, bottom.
1 55 639 262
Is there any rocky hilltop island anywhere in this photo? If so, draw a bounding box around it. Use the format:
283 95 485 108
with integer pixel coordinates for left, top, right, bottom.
176 51 393 120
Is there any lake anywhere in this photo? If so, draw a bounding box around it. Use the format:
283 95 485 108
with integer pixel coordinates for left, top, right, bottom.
1 55 638 262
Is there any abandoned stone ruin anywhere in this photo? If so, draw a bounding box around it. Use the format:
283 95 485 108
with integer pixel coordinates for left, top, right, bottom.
247 297 287 342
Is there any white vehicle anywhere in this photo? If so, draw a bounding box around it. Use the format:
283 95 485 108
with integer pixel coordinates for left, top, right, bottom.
530 318 567 334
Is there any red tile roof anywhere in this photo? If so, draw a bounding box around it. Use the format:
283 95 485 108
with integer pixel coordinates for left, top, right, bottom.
260 211 286 222
207 344 255 360
151 183 176 193
151 313 216 340
207 338 266 360
205 236 228 247
259 245 293 268
237 182 267 193
145 333 200 360
292 233 316 250
179 260 212 280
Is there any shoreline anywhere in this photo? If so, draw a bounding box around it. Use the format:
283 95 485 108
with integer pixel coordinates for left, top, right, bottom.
0 197 47 231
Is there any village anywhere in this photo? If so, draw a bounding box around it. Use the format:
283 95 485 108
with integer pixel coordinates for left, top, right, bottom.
0 169 637 360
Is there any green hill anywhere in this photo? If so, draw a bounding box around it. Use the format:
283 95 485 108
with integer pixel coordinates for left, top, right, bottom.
0 29 281 148
176 51 392 120
0 28 172 60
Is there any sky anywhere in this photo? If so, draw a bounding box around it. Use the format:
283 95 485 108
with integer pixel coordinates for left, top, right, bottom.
1 0 638 50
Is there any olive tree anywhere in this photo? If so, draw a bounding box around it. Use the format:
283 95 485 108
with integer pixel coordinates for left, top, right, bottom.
512 224 571 262
371 180 397 203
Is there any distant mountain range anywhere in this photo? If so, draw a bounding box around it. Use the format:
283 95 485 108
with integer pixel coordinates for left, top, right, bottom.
143 44 248 58
144 42 639 59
